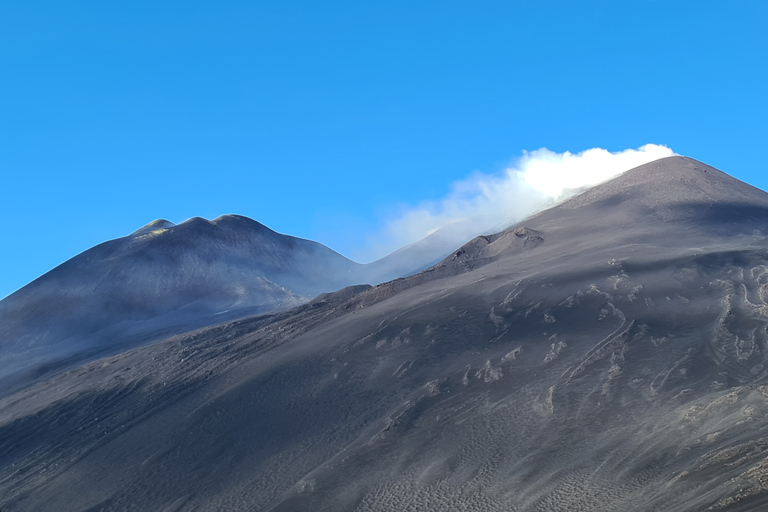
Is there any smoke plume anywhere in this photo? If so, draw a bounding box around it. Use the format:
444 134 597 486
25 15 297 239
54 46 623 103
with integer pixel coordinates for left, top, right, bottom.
362 144 675 262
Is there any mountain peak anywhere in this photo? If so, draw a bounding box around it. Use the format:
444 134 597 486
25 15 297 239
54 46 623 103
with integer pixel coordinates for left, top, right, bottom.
211 214 271 232
130 218 175 237
561 156 768 213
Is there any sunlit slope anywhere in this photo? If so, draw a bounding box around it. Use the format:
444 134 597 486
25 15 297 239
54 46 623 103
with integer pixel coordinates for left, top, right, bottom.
4 157 768 511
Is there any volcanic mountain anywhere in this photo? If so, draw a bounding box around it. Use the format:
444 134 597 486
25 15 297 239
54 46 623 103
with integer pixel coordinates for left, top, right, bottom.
0 214 453 392
3 156 768 511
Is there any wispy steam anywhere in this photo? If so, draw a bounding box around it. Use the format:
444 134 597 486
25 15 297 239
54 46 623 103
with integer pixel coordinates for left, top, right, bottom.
362 144 675 262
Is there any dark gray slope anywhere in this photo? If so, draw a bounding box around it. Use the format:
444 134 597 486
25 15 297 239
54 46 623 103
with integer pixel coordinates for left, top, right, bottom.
0 214 364 391
5 157 768 511
0 208 470 395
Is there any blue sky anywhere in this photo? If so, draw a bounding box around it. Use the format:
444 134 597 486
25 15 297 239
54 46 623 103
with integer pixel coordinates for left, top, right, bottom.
1 0 767 299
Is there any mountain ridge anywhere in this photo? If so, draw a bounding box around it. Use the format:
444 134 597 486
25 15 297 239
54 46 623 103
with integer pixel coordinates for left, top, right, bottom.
0 213 471 394
341 156 768 310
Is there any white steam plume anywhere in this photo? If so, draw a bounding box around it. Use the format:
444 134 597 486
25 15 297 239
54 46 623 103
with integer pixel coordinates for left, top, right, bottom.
363 144 675 262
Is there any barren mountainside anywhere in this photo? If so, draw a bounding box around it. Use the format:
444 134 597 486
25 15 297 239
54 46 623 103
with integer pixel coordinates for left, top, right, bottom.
0 214 457 393
3 157 768 511
0 214 360 390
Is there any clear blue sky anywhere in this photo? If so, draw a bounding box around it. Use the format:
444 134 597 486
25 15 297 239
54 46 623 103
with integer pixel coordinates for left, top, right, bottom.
1 0 767 299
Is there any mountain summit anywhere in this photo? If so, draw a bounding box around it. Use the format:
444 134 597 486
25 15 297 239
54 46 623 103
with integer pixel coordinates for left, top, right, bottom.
553 156 768 227
0 214 359 389
3 156 768 511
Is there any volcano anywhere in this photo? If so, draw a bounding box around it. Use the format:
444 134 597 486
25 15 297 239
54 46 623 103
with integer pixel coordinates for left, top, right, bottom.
0 214 452 393
3 156 768 511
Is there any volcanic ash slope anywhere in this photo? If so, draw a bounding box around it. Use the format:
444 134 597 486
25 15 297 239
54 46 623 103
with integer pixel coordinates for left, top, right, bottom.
4 157 768 511
0 213 453 394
